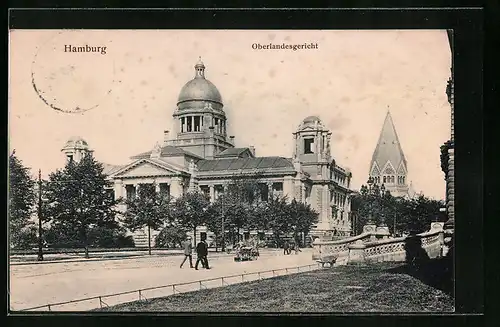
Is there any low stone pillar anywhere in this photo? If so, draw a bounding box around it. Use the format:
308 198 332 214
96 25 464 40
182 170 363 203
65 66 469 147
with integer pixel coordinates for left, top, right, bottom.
376 226 390 239
363 223 377 241
312 238 321 260
347 240 366 265
430 222 444 231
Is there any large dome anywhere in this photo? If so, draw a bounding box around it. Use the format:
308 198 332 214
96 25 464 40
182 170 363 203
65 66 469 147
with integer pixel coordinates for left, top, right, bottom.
177 58 223 105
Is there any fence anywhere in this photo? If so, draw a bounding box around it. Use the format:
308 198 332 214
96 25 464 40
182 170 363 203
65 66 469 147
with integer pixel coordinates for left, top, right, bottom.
17 263 324 312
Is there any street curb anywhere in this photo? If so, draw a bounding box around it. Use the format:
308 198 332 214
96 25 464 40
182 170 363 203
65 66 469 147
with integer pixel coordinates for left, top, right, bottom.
9 250 287 266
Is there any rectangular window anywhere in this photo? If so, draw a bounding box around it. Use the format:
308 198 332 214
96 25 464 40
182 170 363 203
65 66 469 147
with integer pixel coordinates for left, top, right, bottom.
214 118 219 133
186 116 192 132
304 138 314 154
181 118 185 132
160 183 171 197
273 182 283 198
259 183 269 201
383 176 387 183
194 116 201 132
214 185 224 200
391 176 395 183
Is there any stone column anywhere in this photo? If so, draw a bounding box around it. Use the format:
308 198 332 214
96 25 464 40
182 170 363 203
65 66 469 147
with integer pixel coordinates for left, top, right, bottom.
134 184 139 198
209 185 215 203
170 177 183 199
267 181 273 200
283 176 294 200
323 185 330 224
301 184 306 202
114 180 123 200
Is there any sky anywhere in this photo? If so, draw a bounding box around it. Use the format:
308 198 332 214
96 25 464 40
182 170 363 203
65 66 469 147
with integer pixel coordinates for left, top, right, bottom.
9 30 451 200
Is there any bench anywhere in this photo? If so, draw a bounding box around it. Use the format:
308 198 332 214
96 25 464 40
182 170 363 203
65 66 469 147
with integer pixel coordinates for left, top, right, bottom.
317 255 337 268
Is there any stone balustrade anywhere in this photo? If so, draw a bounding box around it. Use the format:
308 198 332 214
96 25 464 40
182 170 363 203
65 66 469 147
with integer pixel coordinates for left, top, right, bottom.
313 223 445 266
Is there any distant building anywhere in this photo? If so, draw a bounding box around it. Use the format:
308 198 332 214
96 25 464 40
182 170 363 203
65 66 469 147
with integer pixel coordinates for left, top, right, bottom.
441 29 455 232
368 111 415 198
62 58 354 245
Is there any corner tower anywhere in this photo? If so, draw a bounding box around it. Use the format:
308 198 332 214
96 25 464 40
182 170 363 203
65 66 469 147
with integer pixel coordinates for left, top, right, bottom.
61 136 92 164
293 116 332 178
167 58 234 159
369 111 409 197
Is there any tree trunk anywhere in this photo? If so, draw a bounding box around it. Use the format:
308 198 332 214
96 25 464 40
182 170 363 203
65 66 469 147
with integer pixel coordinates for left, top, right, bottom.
148 225 152 255
193 226 197 245
82 228 89 259
215 233 219 252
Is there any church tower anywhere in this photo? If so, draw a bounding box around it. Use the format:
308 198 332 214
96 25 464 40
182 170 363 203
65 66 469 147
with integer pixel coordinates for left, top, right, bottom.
167 58 234 159
369 111 410 197
61 136 92 164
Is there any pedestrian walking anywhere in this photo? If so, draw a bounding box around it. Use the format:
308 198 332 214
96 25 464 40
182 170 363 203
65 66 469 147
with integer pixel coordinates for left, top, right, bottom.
294 242 302 255
195 234 210 270
283 240 290 255
180 236 194 268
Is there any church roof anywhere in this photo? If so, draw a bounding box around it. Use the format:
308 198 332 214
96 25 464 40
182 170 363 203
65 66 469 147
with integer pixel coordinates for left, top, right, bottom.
130 145 202 160
370 111 407 174
197 156 294 172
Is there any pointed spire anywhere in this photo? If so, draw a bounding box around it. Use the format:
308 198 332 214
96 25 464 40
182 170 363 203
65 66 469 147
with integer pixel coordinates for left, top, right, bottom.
194 56 205 78
370 110 407 177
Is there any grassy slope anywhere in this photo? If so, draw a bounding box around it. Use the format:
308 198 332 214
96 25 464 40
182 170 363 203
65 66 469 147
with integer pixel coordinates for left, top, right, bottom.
96 262 454 313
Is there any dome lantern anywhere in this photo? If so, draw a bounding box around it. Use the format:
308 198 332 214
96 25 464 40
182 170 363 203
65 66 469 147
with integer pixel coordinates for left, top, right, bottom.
195 56 205 78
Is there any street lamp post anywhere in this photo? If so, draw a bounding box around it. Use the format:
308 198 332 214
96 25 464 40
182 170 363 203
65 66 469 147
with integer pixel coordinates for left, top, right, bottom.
221 200 225 252
366 177 375 224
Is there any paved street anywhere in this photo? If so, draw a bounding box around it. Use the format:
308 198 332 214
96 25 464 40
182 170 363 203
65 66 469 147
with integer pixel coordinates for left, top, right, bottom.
10 249 317 311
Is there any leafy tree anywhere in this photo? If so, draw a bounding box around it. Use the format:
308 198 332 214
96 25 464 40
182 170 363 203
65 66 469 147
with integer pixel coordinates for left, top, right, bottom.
351 186 445 236
9 151 36 249
170 191 212 245
204 202 224 250
266 195 293 246
155 225 188 248
42 153 121 258
88 225 135 248
124 183 171 255
288 199 319 246
12 225 39 250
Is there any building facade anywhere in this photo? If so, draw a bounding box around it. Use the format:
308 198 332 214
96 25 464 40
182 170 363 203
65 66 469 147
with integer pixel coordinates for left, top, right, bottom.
368 111 415 198
62 59 354 245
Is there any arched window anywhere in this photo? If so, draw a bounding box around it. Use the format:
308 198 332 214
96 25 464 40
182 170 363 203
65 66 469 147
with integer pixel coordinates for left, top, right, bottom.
383 176 386 183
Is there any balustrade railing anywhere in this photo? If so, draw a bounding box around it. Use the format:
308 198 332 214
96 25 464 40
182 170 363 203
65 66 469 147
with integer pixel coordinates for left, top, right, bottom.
313 224 445 265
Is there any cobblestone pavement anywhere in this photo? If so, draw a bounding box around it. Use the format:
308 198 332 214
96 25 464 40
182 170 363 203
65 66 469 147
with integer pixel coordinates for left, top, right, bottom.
9 249 317 311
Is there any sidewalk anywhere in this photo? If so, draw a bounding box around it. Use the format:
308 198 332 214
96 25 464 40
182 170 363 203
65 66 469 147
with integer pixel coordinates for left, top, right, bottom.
10 248 284 266
10 249 315 311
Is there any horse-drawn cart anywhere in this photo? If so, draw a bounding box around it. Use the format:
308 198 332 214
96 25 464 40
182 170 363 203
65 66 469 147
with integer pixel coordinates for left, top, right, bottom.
234 246 259 261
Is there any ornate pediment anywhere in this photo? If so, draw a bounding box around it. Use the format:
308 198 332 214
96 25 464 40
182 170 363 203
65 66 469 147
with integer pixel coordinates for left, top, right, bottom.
112 159 185 178
382 161 396 175
397 162 407 175
370 162 381 176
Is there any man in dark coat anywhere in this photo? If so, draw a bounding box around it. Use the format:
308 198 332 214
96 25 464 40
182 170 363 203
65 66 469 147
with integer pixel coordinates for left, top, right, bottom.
195 234 210 270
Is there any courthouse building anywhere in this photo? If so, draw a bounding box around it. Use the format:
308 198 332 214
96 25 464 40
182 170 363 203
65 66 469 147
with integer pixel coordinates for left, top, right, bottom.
62 59 354 245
